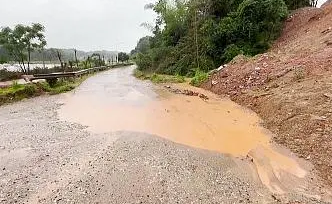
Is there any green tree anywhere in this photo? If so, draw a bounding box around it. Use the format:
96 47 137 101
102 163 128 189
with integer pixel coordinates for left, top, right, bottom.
131 36 151 55
91 53 104 66
0 23 46 73
118 52 130 63
133 0 289 76
0 46 9 64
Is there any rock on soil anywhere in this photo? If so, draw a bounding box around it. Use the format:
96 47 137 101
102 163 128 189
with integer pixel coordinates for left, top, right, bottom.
164 85 209 100
202 5 332 187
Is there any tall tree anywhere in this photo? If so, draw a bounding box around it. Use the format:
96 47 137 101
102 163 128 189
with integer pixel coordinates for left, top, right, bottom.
0 23 46 73
25 24 47 73
118 52 130 63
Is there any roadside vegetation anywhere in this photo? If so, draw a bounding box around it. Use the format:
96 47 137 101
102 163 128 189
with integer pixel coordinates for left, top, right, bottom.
0 83 39 106
0 76 88 106
190 70 209 87
131 0 318 84
134 69 186 83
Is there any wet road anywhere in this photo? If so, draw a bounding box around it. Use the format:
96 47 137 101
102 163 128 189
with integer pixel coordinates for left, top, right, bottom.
59 66 307 193
0 66 331 203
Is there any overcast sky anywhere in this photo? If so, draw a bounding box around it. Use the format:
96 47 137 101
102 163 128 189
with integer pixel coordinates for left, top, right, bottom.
0 0 156 52
0 0 328 52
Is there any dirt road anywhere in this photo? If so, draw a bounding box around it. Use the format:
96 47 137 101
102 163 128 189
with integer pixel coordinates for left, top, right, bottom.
0 66 330 203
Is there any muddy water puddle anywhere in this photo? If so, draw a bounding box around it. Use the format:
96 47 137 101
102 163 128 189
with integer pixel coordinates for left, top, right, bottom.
58 67 307 194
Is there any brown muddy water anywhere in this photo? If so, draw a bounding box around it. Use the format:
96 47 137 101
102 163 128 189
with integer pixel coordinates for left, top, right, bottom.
58 66 307 194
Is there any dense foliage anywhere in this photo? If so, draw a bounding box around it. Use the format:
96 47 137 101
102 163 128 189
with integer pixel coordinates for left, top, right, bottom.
0 46 9 63
0 23 46 73
118 52 130 62
132 0 313 76
131 36 151 55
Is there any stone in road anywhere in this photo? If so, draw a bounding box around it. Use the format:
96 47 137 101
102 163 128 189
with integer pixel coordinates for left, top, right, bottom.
0 67 329 203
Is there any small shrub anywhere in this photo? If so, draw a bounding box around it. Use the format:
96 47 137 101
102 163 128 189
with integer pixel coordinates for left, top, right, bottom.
150 73 185 83
150 74 163 83
49 84 75 95
223 44 243 63
12 81 23 90
175 74 185 83
135 53 152 71
23 85 37 96
133 69 144 78
190 70 209 87
0 84 38 105
46 78 58 87
39 82 52 92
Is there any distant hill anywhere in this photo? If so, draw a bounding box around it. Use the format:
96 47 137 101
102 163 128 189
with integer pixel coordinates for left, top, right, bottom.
0 47 119 63
30 48 119 62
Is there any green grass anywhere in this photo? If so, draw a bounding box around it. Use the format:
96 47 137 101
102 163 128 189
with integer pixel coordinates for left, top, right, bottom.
0 84 39 105
134 68 209 86
133 69 147 79
190 70 209 87
150 74 185 83
111 62 134 68
0 83 25 95
133 69 186 84
0 75 90 106
39 76 88 95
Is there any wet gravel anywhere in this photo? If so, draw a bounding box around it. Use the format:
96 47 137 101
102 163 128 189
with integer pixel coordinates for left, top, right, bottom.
0 94 330 203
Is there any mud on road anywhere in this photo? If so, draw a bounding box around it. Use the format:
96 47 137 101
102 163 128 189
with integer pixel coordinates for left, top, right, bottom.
0 96 270 203
0 67 331 203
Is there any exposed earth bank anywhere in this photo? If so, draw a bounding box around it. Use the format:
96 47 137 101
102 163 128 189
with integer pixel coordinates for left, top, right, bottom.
202 4 332 187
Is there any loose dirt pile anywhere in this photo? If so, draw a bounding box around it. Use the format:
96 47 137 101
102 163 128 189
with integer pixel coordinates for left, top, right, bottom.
203 4 332 186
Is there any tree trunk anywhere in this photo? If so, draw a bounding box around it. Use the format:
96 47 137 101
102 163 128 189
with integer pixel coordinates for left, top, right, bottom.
13 53 26 73
17 61 24 73
74 49 79 68
27 47 31 74
42 52 46 69
56 50 64 72
21 56 27 74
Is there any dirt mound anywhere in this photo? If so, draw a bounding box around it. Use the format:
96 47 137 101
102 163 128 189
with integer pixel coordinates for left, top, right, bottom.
322 0 332 8
273 7 323 51
202 5 332 187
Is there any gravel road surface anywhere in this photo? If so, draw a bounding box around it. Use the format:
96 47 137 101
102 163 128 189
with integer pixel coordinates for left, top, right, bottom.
0 67 330 204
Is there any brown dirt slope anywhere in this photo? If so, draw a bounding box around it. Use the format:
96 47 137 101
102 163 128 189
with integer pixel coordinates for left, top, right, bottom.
203 5 332 186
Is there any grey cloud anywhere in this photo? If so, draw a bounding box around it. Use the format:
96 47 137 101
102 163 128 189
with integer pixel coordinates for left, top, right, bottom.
0 0 156 52
0 0 328 52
